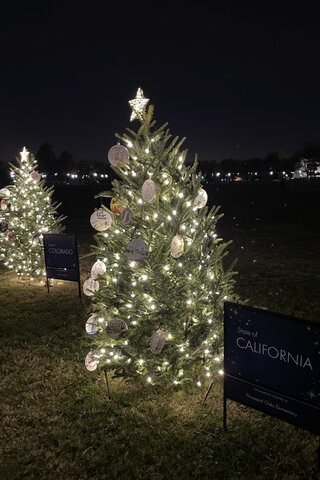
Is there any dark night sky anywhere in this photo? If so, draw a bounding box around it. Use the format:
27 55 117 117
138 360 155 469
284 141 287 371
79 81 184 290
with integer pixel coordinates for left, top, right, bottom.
1 2 319 165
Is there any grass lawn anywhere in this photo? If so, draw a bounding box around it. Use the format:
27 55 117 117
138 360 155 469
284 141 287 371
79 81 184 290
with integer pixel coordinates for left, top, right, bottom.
0 181 319 479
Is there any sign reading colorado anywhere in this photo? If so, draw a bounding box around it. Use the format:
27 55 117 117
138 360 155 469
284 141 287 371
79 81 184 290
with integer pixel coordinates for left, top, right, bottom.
43 233 79 282
224 302 320 434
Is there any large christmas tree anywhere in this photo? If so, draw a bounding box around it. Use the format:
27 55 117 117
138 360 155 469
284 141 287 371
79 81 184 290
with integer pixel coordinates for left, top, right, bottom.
85 89 237 389
0 147 65 280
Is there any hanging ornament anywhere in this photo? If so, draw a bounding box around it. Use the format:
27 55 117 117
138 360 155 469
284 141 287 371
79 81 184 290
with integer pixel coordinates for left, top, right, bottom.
7 231 14 242
110 198 126 215
142 179 156 202
108 143 129 167
91 259 106 279
85 351 99 371
194 189 208 209
1 200 7 211
150 329 166 354
129 87 150 122
202 235 214 251
121 207 134 228
170 235 184 258
83 278 99 296
90 208 112 231
125 238 148 262
0 220 8 232
30 170 41 182
32 236 40 247
85 314 99 335
106 318 128 339
0 188 10 198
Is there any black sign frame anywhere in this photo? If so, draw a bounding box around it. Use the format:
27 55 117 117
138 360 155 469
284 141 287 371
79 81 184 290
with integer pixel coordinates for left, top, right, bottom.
223 301 320 470
43 233 81 298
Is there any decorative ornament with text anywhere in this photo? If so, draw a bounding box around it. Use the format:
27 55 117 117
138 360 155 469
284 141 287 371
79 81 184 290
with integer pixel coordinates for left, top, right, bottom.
110 197 126 215
30 170 41 182
150 329 166 354
0 220 8 232
194 189 208 209
91 259 106 279
121 207 134 228
129 87 149 122
108 143 129 168
106 318 128 339
170 235 184 258
86 314 99 335
0 188 10 198
90 209 112 231
125 238 148 262
7 231 14 242
142 179 156 202
85 351 99 371
83 278 99 296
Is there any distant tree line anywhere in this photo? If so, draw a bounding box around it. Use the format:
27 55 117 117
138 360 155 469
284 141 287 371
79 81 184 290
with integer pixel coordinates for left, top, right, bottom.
34 143 113 183
1 141 320 186
198 142 320 181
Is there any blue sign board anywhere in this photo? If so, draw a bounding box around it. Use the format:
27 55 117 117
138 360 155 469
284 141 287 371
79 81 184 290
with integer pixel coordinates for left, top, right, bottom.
43 234 81 295
224 302 320 434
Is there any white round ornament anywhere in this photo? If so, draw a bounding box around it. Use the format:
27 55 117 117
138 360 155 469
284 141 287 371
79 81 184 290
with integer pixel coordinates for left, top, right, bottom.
83 278 99 296
91 259 106 279
1 200 7 211
106 318 128 339
125 238 148 262
170 235 184 258
150 329 166 354
0 220 8 232
85 314 99 335
90 209 112 231
85 351 99 371
121 207 134 228
0 188 10 198
31 170 41 182
141 179 156 202
108 143 129 167
194 189 208 209
32 236 40 246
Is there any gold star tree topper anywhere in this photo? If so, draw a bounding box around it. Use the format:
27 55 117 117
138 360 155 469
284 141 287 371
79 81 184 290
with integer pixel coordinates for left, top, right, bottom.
129 88 149 122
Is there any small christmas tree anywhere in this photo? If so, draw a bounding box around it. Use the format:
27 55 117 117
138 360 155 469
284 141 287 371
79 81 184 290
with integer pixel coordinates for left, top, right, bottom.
85 89 237 389
0 147 66 280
